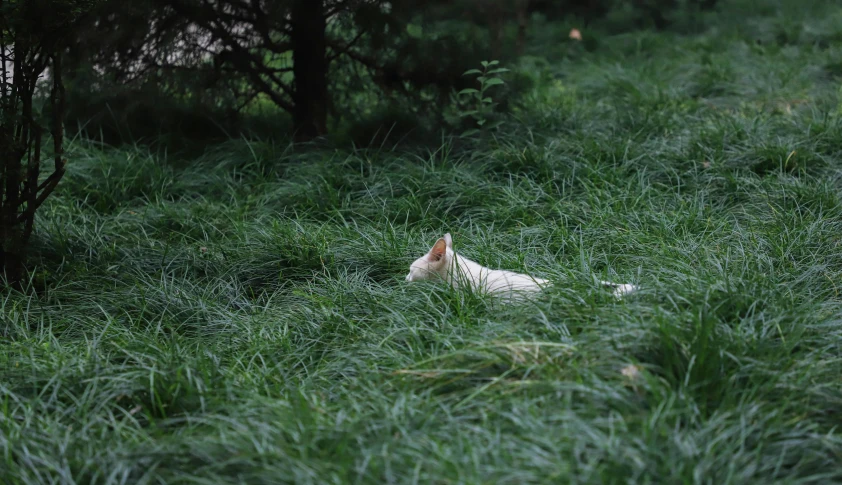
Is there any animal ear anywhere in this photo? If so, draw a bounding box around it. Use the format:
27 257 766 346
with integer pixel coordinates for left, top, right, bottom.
444 233 452 249
428 238 447 262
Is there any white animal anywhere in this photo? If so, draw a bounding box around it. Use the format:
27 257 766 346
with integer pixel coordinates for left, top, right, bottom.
405 233 638 300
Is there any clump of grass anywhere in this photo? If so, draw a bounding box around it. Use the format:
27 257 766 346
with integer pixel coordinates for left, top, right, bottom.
4 0 842 483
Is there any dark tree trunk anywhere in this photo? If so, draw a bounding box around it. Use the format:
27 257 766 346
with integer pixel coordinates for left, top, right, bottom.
515 0 529 56
486 1 504 60
291 0 328 141
0 248 23 285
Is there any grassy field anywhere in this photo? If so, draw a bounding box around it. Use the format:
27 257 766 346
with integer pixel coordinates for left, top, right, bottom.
4 1 842 483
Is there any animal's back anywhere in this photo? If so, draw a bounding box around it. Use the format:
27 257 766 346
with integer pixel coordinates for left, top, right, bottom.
455 255 548 295
484 269 548 294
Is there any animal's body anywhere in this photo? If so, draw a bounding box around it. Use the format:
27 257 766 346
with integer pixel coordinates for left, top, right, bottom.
406 233 637 299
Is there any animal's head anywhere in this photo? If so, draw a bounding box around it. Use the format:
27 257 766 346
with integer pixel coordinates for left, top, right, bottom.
406 233 453 283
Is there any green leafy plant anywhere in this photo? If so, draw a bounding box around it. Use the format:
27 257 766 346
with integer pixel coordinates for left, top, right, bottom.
457 60 509 138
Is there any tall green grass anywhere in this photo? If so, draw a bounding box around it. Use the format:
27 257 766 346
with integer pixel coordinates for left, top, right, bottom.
3 0 842 483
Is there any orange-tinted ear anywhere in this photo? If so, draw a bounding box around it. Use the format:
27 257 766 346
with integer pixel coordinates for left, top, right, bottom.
428 238 447 262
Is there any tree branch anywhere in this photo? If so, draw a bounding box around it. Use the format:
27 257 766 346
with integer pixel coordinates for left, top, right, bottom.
327 28 367 62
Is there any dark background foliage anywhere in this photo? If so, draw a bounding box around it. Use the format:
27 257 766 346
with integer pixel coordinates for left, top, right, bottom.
59 0 721 147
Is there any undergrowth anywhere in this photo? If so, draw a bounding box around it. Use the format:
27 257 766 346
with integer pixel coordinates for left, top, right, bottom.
3 0 842 483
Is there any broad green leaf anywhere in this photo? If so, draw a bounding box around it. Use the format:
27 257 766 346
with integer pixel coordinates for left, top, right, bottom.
406 24 423 38
487 120 505 130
